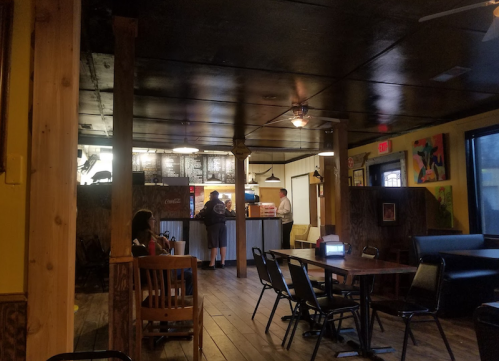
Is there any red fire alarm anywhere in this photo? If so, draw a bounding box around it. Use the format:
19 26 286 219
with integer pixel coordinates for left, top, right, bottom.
378 140 392 154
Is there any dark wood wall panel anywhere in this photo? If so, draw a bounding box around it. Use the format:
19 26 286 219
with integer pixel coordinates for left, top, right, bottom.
349 187 431 259
0 296 27 361
77 185 190 251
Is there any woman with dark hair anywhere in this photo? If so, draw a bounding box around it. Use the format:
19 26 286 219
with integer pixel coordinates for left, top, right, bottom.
132 209 170 255
131 209 193 296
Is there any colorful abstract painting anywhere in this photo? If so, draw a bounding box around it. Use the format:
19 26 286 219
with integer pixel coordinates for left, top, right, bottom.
413 133 446 183
434 186 453 228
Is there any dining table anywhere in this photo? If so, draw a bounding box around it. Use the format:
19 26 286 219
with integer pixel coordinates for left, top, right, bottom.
270 248 417 360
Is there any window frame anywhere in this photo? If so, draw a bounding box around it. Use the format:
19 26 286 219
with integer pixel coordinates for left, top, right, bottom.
466 123 499 236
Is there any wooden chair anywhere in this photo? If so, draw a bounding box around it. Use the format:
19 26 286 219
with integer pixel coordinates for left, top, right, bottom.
133 255 203 361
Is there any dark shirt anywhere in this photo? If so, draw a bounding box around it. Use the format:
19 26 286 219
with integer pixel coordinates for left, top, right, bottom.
225 209 236 217
201 199 226 227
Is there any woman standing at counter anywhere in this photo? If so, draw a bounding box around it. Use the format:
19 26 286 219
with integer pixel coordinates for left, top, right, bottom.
225 199 236 217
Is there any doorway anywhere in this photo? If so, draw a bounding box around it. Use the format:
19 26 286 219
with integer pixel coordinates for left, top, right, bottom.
365 151 407 187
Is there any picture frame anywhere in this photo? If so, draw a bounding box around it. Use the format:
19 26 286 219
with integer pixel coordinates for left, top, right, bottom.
379 201 399 226
353 168 364 186
0 1 13 173
318 183 324 197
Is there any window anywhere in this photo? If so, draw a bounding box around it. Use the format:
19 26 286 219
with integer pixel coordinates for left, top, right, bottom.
383 170 401 187
466 125 499 235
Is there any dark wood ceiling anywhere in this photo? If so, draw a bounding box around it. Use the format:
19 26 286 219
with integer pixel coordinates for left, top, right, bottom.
79 0 499 153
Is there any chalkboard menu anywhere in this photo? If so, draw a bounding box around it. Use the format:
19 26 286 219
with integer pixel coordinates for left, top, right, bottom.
132 153 161 182
132 153 236 184
184 155 204 184
161 154 181 178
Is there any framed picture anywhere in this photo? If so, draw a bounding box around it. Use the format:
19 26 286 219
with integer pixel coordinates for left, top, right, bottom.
379 201 399 226
318 183 324 197
353 168 364 186
0 1 13 173
412 133 447 183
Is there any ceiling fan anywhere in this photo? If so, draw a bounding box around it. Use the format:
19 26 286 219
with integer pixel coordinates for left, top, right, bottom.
265 103 341 128
420 1 499 42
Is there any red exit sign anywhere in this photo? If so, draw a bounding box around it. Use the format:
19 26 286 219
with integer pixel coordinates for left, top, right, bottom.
378 140 392 154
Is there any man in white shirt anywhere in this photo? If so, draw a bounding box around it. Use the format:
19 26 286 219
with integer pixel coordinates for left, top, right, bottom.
277 188 293 249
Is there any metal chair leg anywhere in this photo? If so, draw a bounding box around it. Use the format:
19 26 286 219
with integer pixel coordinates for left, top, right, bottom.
287 306 304 350
282 303 300 347
375 310 384 332
252 285 269 320
266 293 281 334
433 315 455 361
352 309 365 351
401 316 413 361
310 316 329 361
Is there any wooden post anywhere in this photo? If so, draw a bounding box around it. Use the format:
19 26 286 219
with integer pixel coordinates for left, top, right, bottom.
333 121 350 243
320 156 334 234
232 140 250 278
109 16 137 356
27 0 80 360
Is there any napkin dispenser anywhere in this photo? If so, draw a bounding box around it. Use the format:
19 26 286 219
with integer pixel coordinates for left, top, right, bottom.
319 241 345 258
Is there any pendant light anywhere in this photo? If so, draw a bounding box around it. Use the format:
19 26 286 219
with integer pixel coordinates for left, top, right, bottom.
173 122 199 154
205 174 222 184
265 153 281 183
318 129 334 156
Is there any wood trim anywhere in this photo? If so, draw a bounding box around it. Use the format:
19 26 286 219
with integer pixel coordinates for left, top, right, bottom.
0 297 27 361
109 256 134 264
0 293 27 303
0 0 13 173
27 1 80 360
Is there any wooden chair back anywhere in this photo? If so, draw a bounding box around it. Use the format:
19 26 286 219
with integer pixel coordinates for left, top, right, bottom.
134 255 197 322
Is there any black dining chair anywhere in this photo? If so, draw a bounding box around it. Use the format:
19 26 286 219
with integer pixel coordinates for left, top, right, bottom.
333 245 384 332
369 257 455 361
47 350 132 361
264 253 325 340
286 260 363 361
474 304 499 361
252 247 274 320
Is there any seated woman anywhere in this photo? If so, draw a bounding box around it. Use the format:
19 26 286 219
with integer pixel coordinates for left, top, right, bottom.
132 209 170 255
132 209 193 295
224 199 236 217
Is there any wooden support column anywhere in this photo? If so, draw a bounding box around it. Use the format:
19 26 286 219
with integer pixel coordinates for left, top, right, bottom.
232 140 251 278
333 121 350 243
109 16 137 356
27 1 80 360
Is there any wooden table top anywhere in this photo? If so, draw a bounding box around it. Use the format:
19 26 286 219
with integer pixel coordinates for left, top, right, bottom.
270 248 417 276
439 249 499 260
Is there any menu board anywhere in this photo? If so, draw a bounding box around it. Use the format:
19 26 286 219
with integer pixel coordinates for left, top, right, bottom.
132 153 161 181
184 154 204 184
161 154 181 178
132 153 236 184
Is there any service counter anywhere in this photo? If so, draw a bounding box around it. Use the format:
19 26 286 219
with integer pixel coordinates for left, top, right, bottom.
160 218 282 262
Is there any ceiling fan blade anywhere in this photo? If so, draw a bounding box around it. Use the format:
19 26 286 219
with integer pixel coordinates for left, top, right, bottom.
263 118 288 126
419 1 498 22
483 16 499 41
313 117 341 123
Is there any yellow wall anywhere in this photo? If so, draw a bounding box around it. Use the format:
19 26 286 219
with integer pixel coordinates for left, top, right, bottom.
0 0 33 294
348 109 499 234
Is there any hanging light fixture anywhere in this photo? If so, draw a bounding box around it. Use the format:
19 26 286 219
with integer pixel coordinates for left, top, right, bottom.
318 129 334 156
205 174 222 184
173 121 199 154
289 104 310 128
265 153 281 182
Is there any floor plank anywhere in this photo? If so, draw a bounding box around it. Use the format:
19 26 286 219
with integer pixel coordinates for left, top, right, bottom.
74 265 482 361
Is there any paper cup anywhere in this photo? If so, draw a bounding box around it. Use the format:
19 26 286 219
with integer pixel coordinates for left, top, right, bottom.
173 241 186 255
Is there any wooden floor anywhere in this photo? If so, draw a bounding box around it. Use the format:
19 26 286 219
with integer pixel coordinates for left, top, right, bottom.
74 265 481 361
